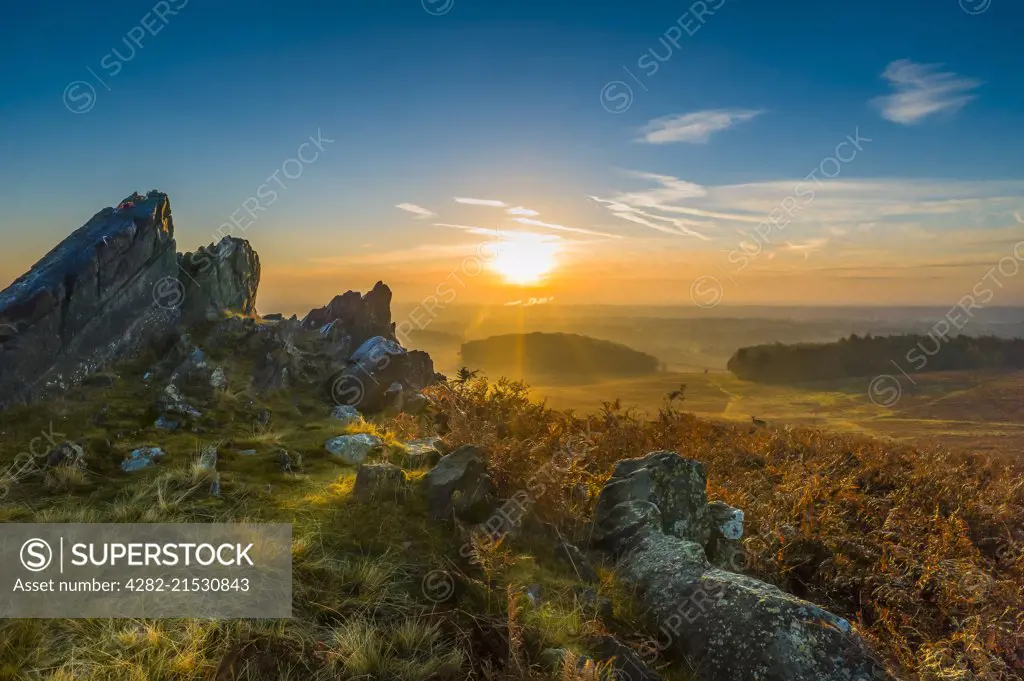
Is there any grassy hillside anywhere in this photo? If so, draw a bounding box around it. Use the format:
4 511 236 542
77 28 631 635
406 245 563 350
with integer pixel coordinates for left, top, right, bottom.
0 319 1019 680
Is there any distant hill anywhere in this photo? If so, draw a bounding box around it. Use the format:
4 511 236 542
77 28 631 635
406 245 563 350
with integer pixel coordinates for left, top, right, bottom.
460 332 660 379
728 333 1024 383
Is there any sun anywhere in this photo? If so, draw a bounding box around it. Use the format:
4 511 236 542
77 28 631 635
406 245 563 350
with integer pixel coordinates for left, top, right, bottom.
489 233 559 285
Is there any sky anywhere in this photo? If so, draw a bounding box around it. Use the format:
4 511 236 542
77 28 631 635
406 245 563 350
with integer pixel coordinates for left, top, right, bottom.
1 0 1023 313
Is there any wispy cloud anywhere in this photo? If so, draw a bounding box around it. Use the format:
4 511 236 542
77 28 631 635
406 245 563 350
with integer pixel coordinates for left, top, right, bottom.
454 197 506 207
609 210 712 240
637 109 765 144
506 206 539 216
873 59 981 124
513 218 622 239
395 203 435 219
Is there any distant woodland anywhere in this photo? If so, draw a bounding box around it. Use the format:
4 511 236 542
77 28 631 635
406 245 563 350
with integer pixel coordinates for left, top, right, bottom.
460 332 660 378
727 334 1024 383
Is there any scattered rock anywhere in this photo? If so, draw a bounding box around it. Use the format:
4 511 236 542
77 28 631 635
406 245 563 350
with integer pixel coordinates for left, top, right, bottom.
330 404 362 427
121 447 166 472
401 437 445 468
256 408 272 428
238 449 258 456
277 449 301 473
46 442 85 469
209 366 228 391
353 463 408 502
157 383 202 419
197 446 218 471
423 444 496 522
708 500 744 540
325 433 383 465
592 450 893 681
706 500 746 570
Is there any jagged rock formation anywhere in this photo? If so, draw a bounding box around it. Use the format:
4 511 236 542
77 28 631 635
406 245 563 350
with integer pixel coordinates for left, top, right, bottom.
592 451 892 681
0 192 259 408
302 280 394 350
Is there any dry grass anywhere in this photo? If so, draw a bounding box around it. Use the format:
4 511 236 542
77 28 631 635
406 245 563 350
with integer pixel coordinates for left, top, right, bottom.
429 376 1024 681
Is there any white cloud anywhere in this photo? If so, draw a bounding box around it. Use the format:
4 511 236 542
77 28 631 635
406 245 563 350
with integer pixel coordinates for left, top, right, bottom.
637 109 765 144
513 218 622 239
506 206 539 216
395 203 435 219
873 59 981 124
454 197 506 207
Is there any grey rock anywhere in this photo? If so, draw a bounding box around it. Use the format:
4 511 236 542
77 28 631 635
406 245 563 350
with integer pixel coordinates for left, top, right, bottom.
330 404 362 427
594 450 893 681
177 236 260 321
209 366 228 391
402 437 445 469
121 447 166 472
157 383 202 419
333 335 435 413
422 444 496 522
46 442 85 469
238 449 258 456
594 451 713 551
277 449 301 473
302 280 394 349
708 500 744 540
353 463 408 501
197 446 218 471
325 433 383 465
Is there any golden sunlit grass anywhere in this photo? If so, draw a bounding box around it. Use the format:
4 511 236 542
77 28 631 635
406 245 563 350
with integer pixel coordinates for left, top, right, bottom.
430 376 1024 681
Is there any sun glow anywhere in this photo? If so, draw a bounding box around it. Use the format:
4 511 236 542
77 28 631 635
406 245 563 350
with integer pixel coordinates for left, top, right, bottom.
489 232 560 285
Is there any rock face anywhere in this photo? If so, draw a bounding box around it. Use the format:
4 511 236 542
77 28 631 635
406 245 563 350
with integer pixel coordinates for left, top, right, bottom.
0 192 177 406
178 237 260 321
593 451 892 681
302 280 393 350
0 191 260 408
353 463 408 501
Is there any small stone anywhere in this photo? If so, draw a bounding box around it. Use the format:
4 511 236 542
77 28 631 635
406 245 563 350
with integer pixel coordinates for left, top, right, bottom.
330 405 362 427
198 446 218 471
154 414 180 431
46 442 85 469
238 449 258 456
402 437 445 468
121 447 166 472
403 391 429 415
209 367 228 390
256 408 272 427
325 433 383 465
708 500 744 540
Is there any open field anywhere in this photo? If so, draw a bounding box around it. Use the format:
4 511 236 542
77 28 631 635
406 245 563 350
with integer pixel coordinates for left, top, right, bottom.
525 369 1024 458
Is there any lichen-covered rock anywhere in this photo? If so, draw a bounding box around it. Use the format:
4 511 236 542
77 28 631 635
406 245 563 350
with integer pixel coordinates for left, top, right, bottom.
330 404 362 427
46 442 85 469
197 446 218 472
708 500 744 540
706 500 746 571
353 463 408 501
593 450 893 681
325 433 383 465
121 447 166 472
302 280 394 350
594 451 713 550
402 437 445 468
403 391 430 415
423 444 496 522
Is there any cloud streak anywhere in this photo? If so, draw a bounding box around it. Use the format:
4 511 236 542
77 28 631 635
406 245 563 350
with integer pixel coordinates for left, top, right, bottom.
637 109 765 144
454 197 506 207
395 203 436 219
873 59 981 124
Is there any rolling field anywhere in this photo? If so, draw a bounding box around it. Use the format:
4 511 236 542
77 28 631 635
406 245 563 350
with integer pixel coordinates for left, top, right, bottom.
527 369 1024 458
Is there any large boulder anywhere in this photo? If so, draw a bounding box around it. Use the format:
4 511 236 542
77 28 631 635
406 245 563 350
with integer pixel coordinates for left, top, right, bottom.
423 444 496 522
331 335 435 412
0 191 178 406
0 191 261 409
593 451 892 681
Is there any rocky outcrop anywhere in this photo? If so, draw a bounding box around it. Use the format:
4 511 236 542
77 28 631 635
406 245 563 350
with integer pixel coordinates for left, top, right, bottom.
178 237 260 321
592 451 892 681
423 444 496 522
0 191 261 408
331 336 435 412
0 191 177 406
302 280 394 350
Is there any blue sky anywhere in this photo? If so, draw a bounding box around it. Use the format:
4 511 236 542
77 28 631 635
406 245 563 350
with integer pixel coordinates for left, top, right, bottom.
1 0 1022 310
